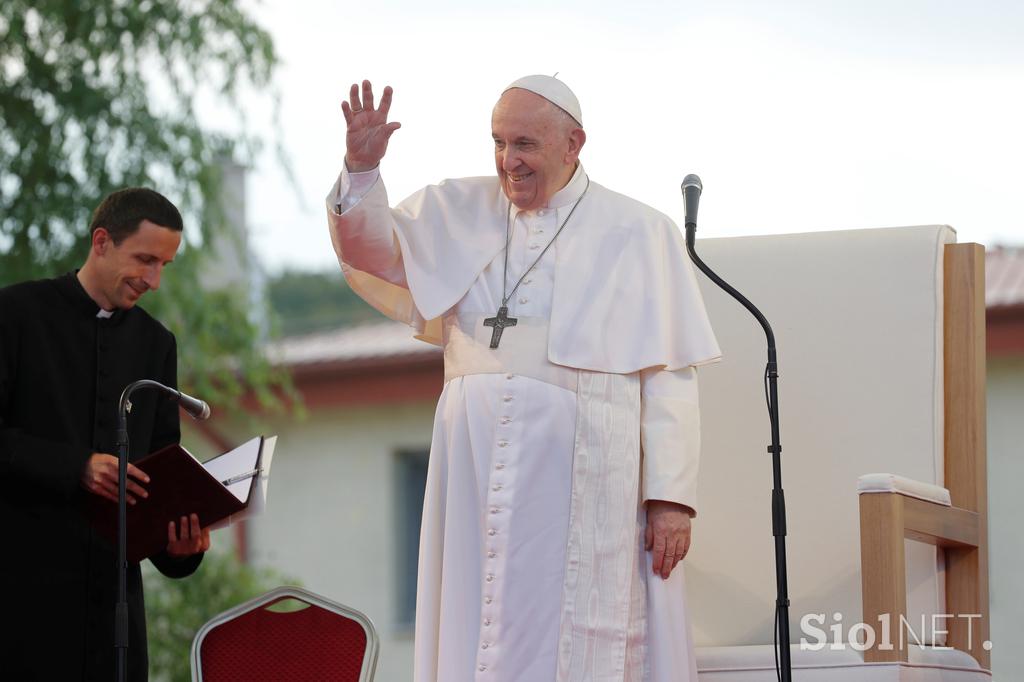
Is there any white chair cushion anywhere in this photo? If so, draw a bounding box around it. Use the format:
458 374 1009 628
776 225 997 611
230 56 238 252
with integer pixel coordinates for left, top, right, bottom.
858 473 952 506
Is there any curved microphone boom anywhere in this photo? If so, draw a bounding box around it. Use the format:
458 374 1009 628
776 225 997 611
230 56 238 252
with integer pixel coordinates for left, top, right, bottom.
681 174 793 682
118 379 210 421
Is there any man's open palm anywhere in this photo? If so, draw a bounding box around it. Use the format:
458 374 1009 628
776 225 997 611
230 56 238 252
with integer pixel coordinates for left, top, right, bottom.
342 80 401 172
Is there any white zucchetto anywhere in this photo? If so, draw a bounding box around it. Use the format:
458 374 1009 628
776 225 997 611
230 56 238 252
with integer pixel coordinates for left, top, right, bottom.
502 75 583 127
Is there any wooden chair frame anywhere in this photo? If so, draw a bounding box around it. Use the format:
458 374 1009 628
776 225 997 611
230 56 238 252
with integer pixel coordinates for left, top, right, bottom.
859 243 990 668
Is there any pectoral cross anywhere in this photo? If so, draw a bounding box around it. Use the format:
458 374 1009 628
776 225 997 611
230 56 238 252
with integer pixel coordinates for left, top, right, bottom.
483 305 517 349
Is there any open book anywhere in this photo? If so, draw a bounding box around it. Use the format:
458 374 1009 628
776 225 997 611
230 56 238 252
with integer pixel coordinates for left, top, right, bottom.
88 435 276 562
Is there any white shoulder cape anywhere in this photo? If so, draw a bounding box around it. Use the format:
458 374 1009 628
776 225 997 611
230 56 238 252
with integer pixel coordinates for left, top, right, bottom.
329 170 721 373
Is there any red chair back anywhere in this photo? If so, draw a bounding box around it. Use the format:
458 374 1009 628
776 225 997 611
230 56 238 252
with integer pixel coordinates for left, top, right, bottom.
192 587 377 681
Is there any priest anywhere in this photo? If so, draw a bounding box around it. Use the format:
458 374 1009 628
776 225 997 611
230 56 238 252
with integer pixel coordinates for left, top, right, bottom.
0 188 211 681
327 76 720 682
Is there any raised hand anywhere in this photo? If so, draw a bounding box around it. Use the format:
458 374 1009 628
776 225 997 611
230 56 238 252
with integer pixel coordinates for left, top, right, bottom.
342 80 401 172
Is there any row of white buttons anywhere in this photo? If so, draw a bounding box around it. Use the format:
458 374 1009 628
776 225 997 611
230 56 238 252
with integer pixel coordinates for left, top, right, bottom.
516 277 531 307
479 374 517 675
527 210 550 251
477 205 559 676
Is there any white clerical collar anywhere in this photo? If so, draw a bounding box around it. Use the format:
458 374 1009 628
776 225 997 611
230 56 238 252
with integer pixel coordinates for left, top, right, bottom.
96 308 114 319
545 163 588 211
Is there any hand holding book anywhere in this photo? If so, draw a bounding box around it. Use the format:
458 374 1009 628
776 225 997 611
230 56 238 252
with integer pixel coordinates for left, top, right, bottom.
166 512 211 557
88 435 275 562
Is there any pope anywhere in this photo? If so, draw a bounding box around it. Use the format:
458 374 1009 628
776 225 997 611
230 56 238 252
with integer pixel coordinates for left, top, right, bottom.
327 76 720 682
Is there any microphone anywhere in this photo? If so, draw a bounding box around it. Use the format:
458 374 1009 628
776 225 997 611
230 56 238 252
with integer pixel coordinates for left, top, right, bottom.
121 379 211 420
174 389 211 421
681 174 703 230
118 376 208 419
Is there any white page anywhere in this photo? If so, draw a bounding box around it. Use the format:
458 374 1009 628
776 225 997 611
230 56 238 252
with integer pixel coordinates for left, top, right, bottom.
202 435 276 530
248 436 275 516
202 436 262 503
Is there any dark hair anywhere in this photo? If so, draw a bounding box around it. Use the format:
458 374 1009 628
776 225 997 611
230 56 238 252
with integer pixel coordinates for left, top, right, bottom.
89 187 184 243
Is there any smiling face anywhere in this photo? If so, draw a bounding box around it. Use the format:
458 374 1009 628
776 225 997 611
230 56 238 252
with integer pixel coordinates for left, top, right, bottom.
88 220 181 310
491 88 586 211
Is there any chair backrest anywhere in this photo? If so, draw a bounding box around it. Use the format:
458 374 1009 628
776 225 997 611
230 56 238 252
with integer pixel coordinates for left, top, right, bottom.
687 225 955 647
191 586 379 682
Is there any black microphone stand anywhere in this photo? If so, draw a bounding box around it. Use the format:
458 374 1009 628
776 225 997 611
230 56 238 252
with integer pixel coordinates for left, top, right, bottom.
114 379 176 682
684 205 793 682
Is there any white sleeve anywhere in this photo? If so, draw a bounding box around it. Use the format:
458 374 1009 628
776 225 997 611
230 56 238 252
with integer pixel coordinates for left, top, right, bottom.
325 166 408 288
639 365 701 514
330 166 381 214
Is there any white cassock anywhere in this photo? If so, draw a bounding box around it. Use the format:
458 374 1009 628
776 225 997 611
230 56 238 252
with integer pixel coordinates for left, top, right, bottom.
327 163 720 682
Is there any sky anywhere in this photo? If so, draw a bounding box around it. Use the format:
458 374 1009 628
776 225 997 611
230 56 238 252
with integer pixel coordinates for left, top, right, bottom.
232 0 1024 274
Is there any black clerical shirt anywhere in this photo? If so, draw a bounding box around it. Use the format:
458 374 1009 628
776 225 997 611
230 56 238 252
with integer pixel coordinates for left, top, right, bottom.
0 272 202 681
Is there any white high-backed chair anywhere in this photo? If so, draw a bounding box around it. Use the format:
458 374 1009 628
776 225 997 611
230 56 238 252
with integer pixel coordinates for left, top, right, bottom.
688 226 991 681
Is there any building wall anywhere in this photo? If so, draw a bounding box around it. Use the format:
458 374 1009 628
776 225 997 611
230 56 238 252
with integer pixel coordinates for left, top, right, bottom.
986 356 1024 677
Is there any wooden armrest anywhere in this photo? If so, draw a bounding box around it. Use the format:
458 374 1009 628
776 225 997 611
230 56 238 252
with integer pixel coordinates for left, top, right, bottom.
899 495 979 548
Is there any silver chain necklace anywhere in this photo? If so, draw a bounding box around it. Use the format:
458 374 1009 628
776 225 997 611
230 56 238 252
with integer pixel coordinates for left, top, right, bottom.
483 177 591 349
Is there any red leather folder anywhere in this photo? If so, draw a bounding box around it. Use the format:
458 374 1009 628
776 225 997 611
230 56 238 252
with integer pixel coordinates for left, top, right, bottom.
88 437 269 562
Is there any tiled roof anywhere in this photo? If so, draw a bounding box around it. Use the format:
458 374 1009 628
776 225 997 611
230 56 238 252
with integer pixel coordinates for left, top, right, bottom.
986 247 1024 308
269 320 439 367
272 249 1024 366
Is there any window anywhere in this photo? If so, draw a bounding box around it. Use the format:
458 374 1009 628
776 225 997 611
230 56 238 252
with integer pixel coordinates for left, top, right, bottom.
395 448 429 629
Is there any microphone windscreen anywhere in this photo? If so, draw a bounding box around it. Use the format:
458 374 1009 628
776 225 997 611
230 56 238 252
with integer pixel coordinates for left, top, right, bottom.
682 173 703 229
177 392 211 421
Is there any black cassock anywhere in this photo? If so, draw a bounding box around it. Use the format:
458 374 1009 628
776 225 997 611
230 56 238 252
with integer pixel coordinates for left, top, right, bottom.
0 272 202 681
